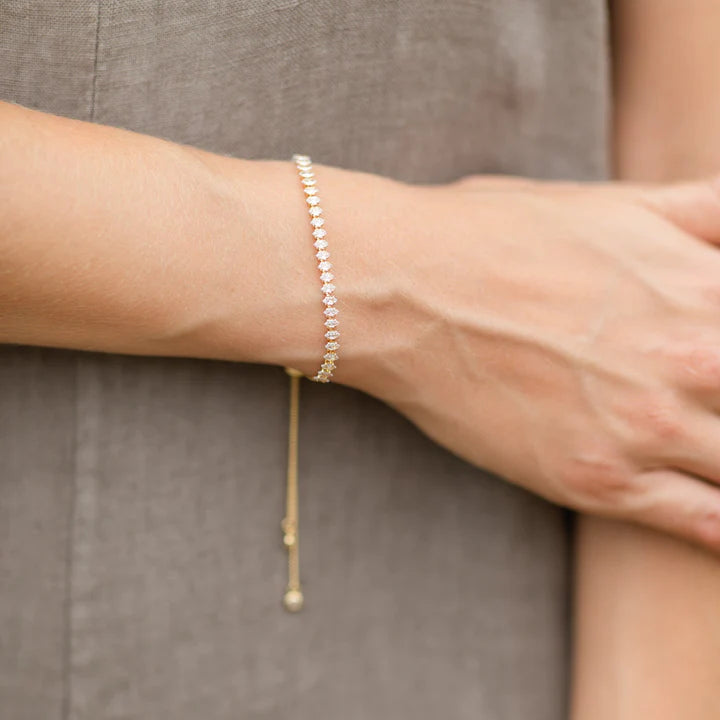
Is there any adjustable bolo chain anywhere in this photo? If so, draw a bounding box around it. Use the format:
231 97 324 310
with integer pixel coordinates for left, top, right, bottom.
281 367 304 612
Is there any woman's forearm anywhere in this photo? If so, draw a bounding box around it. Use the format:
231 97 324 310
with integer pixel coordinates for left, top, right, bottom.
612 0 720 181
8 101 720 557
0 99 383 377
572 519 720 718
572 1 720 716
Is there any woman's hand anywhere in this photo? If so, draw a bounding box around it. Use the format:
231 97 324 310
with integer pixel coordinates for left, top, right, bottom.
325 172 720 552
5 98 720 551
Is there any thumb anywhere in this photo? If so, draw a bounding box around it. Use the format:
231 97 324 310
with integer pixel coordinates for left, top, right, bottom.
629 175 720 244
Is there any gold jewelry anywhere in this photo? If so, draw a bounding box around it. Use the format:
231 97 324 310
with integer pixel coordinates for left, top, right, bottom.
282 366 304 612
280 154 337 612
291 153 340 383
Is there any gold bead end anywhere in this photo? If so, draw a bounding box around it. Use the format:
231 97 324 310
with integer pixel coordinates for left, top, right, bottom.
283 589 304 612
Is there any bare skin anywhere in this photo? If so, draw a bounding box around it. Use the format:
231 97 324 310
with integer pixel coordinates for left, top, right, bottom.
572 1 720 717
5 99 720 557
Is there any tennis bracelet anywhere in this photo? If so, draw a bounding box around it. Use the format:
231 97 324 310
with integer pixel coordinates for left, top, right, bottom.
291 153 339 383
279 154 339 613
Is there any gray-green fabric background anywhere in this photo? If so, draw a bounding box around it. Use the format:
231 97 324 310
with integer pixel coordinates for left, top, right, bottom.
0 2 609 718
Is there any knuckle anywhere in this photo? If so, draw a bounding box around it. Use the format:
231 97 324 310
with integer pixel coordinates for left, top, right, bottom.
642 398 685 441
623 392 686 448
695 507 720 551
671 343 720 389
698 281 720 307
558 452 635 507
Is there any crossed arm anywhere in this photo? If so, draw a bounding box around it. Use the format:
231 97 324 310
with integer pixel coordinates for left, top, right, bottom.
2 4 720 714
571 2 720 716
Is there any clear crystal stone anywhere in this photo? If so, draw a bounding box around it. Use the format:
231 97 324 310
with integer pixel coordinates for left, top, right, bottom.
316 250 330 260
313 239 328 249
311 217 324 227
309 206 323 216
324 318 339 328
304 186 318 195
302 178 316 186
299 170 314 178
312 228 327 239
322 282 336 293
306 196 320 206
325 330 340 339
293 154 310 163
323 295 337 305
324 307 338 316
320 271 334 282
318 261 332 271
324 352 338 361
325 341 340 350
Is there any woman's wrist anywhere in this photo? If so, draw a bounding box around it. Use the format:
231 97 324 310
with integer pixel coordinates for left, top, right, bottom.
171 152 410 388
152 154 326 371
0 98 400 385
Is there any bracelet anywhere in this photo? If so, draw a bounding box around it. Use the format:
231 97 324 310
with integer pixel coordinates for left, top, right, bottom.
291 153 339 383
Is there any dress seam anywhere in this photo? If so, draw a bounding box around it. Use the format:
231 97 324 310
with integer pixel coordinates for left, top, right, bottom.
89 0 102 122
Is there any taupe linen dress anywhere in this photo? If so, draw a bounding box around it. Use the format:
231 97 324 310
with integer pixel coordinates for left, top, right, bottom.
0 2 609 719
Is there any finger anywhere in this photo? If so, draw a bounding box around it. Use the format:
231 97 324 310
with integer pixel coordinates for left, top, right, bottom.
616 468 720 553
651 412 720 486
592 175 720 244
451 172 720 244
518 174 720 243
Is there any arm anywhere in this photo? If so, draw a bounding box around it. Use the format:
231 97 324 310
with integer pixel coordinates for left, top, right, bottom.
571 2 720 717
0 99 382 377
5 96 720 555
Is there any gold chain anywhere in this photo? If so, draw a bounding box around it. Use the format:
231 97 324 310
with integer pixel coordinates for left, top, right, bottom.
282 367 304 611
